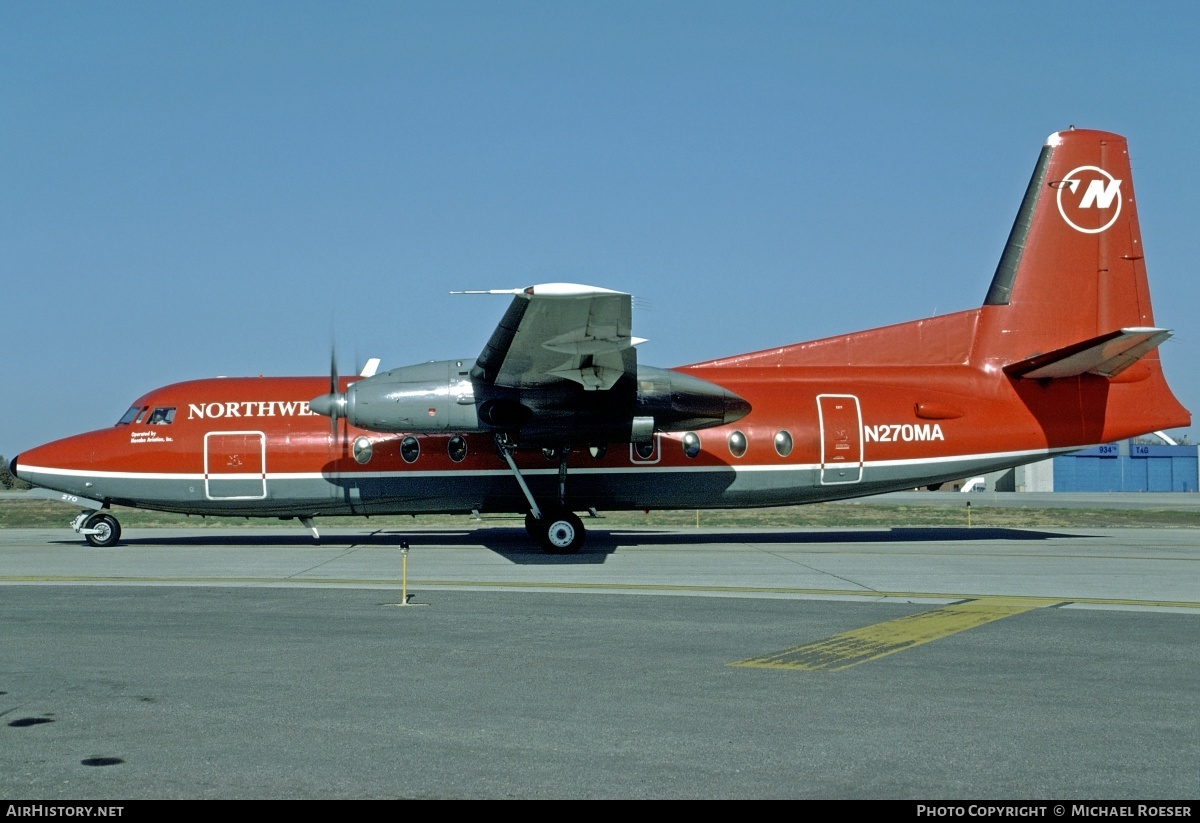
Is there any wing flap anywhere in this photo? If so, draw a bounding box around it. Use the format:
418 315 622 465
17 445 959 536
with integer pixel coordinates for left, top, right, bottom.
546 350 628 390
1004 327 1171 379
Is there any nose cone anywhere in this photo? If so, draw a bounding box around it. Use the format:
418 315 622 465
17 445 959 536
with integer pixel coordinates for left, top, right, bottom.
7 453 23 485
4 429 117 496
6 443 55 491
6 448 50 489
6 442 50 490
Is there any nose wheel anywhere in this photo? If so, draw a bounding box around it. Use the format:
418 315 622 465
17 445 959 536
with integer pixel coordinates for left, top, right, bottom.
81 512 122 548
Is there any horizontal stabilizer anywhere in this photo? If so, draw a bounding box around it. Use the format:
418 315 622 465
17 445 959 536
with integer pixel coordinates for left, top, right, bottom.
1004 327 1171 379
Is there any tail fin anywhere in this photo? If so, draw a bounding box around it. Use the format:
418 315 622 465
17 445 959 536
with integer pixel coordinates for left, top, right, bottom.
973 127 1189 439
972 128 1162 371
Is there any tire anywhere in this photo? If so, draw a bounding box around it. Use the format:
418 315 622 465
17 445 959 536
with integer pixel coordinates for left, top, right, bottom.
84 513 121 548
539 510 585 554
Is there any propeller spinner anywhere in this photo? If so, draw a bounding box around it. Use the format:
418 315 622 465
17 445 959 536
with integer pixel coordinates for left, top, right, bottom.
309 350 347 433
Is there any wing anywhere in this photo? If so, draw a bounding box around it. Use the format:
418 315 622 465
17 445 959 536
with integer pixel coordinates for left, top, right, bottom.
468 283 643 391
307 282 746 445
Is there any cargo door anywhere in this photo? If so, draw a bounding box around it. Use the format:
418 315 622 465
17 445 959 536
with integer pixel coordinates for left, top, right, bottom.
204 431 267 500
817 395 863 485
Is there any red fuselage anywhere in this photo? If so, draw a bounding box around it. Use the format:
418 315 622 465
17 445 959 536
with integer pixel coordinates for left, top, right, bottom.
10 129 1192 551
13 306 1188 521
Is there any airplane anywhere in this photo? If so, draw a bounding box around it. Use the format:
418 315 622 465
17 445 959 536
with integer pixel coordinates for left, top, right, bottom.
9 128 1190 553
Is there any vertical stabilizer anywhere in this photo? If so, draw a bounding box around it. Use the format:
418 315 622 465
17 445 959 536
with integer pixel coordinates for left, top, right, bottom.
972 128 1188 441
973 129 1156 367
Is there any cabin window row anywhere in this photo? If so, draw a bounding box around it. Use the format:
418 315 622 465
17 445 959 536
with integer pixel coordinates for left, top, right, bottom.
680 429 793 459
392 429 796 464
393 435 467 464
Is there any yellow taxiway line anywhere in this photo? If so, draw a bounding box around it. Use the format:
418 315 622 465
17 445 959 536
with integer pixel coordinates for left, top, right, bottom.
732 597 1062 671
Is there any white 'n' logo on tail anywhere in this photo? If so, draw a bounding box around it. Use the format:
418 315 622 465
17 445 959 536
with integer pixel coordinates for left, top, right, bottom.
1055 165 1122 234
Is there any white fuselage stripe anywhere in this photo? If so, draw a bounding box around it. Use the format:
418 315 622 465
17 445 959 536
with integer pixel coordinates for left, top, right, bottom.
16 445 1084 485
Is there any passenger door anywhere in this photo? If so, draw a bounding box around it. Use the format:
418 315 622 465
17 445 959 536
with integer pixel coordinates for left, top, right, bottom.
817 395 863 484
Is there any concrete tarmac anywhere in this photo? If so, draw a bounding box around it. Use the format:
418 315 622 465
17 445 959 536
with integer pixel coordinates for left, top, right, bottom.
1 524 1198 799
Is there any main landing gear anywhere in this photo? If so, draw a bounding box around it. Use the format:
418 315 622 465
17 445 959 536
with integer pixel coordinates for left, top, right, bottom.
524 509 585 554
498 434 586 554
72 510 122 548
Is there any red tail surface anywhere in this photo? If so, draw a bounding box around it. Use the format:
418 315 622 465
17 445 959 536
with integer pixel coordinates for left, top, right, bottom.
973 128 1158 369
693 127 1188 443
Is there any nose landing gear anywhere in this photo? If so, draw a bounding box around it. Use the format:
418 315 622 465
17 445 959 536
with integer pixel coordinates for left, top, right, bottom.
73 511 122 548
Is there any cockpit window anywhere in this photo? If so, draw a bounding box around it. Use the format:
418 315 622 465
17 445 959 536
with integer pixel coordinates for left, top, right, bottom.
147 407 176 425
118 405 148 425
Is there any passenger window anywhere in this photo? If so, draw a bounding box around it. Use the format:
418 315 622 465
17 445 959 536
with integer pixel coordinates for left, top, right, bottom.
728 431 748 458
774 430 793 457
352 436 374 465
447 435 468 463
147 407 176 425
400 436 420 464
682 432 701 458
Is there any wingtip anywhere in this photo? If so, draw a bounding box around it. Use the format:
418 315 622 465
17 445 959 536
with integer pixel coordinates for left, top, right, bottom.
525 283 628 298
453 283 629 298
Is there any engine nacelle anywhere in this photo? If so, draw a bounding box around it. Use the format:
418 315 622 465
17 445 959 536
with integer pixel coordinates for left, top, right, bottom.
633 365 750 431
310 360 750 443
311 359 485 434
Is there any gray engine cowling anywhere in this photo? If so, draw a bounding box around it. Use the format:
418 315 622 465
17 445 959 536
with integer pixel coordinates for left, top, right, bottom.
310 359 749 444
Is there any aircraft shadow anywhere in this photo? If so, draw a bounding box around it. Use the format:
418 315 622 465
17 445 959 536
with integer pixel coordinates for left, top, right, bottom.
485 526 1087 565
102 525 1088 566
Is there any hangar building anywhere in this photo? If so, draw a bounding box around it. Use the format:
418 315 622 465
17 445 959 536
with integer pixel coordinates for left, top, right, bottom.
992 439 1198 493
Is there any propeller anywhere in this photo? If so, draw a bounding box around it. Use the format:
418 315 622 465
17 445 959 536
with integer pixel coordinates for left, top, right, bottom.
310 345 381 426
309 341 383 467
310 347 348 454
310 351 344 420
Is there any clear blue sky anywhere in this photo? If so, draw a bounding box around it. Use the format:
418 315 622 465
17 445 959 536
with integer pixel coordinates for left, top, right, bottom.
4 1 1198 457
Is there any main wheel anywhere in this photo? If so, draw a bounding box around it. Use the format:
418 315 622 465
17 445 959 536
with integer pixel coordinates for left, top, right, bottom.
539 510 585 554
84 513 121 548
